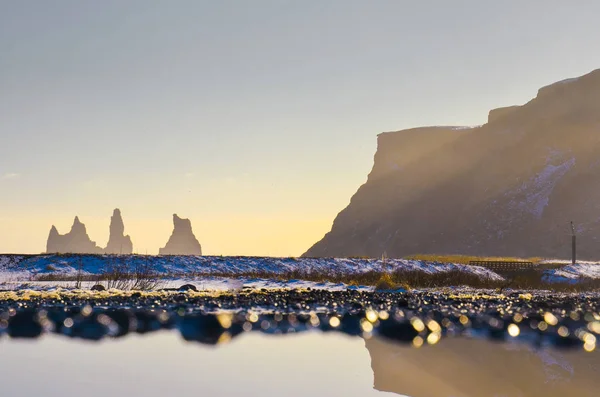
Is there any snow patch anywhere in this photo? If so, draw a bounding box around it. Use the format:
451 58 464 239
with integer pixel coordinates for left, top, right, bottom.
450 125 482 130
557 77 579 85
510 157 575 218
544 262 600 282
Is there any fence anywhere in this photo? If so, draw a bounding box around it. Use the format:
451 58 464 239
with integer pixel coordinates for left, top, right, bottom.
469 261 535 272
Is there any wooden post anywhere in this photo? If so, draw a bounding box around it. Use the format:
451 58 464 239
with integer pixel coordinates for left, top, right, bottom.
571 221 576 265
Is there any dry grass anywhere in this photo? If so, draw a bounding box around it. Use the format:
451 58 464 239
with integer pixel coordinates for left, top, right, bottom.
35 258 161 291
246 268 600 292
374 273 410 291
404 254 543 265
31 262 600 292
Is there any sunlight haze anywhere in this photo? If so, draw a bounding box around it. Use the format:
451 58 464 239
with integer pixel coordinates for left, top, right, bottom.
2 0 600 255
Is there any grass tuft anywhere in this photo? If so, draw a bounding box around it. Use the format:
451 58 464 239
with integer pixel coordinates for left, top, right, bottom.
404 254 543 265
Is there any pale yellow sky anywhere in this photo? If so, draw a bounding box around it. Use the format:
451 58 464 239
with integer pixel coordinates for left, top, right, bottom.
0 170 357 255
0 214 334 256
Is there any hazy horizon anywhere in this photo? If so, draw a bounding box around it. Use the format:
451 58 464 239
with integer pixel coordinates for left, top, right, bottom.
3 1 600 255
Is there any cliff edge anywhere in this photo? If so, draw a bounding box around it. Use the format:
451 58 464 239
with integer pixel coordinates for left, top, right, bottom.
304 68 600 259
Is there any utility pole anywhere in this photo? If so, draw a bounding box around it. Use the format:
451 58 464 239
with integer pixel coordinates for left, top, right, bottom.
571 221 576 266
382 251 389 272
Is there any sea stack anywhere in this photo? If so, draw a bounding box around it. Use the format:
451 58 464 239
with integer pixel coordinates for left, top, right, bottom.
159 214 202 255
104 208 133 254
46 216 103 254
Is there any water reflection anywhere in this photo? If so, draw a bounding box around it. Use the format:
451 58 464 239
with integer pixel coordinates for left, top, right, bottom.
0 333 389 397
366 337 600 397
2 332 598 397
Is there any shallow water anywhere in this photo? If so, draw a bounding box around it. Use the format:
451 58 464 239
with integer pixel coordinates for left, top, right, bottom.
1 332 599 397
1 332 386 397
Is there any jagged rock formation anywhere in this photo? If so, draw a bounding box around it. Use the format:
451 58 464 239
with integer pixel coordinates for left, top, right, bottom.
104 209 133 254
159 214 202 255
46 217 103 254
305 68 600 259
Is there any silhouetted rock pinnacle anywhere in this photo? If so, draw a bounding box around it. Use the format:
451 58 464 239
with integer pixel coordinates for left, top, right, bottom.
159 214 202 255
104 209 133 254
46 216 103 254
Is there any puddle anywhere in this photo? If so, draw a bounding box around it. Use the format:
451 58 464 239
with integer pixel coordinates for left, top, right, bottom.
1 332 598 397
1 332 386 397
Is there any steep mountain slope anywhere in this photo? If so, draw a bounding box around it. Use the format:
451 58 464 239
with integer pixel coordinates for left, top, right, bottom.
305 69 600 259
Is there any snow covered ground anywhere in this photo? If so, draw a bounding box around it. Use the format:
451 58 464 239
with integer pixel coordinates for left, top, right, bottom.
0 254 502 291
0 276 376 293
2 254 600 290
544 262 600 283
539 259 600 282
0 254 502 279
540 259 600 265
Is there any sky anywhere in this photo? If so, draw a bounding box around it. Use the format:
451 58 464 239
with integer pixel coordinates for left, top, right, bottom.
2 1 600 256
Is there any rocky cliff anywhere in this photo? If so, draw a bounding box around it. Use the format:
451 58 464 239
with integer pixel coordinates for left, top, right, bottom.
305 68 600 259
159 214 202 255
46 217 103 254
104 209 133 254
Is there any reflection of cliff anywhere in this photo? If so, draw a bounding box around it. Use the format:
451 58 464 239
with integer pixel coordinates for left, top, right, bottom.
365 337 600 397
159 214 202 255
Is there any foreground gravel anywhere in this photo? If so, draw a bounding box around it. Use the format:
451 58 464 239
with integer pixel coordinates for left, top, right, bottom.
1 289 599 351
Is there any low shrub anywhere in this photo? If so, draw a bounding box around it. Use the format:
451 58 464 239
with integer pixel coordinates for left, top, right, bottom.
374 273 397 291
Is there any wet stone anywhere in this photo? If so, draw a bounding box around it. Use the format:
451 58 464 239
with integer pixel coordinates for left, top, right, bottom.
180 314 226 344
178 284 197 292
133 311 165 334
104 309 135 337
8 311 42 338
0 290 599 351
378 319 419 342
65 314 109 341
